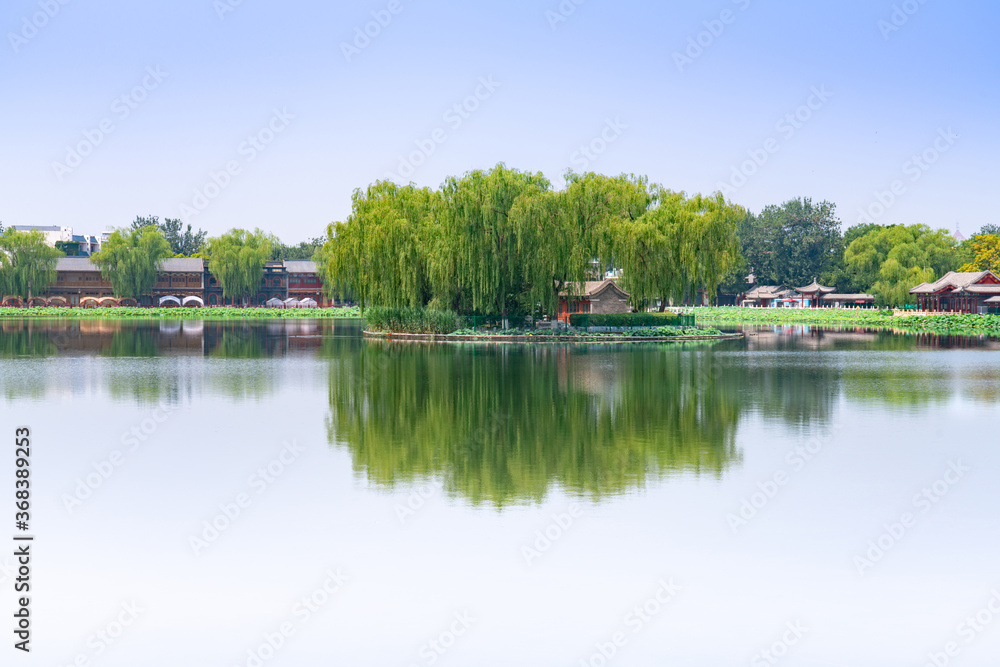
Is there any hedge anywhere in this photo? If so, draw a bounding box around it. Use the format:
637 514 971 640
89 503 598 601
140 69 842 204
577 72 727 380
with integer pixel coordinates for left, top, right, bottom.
568 312 681 327
364 306 461 334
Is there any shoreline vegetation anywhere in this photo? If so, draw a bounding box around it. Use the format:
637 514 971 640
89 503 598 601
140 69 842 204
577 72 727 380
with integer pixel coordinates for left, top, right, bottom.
362 306 734 342
696 307 1000 336
0 306 361 319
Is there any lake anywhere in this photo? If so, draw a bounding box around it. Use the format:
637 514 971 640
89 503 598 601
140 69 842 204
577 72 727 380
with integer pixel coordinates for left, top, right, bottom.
1 318 998 666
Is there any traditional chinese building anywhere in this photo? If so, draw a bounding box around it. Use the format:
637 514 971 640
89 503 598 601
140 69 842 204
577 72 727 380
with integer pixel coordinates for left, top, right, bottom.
910 271 1000 313
557 279 631 324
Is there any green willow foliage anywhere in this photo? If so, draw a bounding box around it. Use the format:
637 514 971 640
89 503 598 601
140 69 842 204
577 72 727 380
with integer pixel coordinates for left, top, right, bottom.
319 165 745 317
206 228 275 304
91 227 173 299
0 229 62 300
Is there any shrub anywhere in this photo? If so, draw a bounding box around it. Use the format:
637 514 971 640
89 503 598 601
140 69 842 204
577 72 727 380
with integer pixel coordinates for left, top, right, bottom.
364 306 461 334
569 312 679 328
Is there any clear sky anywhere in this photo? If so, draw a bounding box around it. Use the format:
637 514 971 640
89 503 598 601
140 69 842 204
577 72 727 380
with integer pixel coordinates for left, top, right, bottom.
2 0 998 243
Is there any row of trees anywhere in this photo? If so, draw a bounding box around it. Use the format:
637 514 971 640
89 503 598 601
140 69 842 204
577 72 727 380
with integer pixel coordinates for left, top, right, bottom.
732 199 997 307
318 165 745 319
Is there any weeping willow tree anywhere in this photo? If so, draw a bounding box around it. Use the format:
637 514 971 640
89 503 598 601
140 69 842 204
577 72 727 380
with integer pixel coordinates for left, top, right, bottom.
613 190 743 309
0 229 62 303
205 228 274 306
438 165 551 325
91 226 173 299
316 164 745 317
326 340 745 507
318 181 438 310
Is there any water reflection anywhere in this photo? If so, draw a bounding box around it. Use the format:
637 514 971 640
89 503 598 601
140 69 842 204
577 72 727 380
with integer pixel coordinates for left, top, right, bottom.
326 341 745 506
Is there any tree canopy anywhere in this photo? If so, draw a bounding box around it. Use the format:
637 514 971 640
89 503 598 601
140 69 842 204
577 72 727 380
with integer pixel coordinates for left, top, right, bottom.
130 215 206 256
843 224 959 307
739 198 842 288
958 234 1000 273
91 226 173 299
205 228 274 304
318 164 745 317
0 229 62 301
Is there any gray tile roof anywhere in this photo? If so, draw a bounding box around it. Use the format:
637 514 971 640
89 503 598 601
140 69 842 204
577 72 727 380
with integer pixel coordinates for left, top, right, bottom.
55 257 101 272
160 258 204 272
284 260 318 273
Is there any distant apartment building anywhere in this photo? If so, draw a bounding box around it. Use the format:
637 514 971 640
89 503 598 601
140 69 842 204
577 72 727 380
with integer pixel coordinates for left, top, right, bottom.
11 224 107 256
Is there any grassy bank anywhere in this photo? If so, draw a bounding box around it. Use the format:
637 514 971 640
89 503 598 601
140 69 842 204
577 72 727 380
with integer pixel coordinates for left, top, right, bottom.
695 307 1000 336
0 306 361 319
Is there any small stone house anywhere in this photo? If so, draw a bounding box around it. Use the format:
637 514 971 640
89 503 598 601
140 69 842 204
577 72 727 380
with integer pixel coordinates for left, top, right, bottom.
557 279 631 323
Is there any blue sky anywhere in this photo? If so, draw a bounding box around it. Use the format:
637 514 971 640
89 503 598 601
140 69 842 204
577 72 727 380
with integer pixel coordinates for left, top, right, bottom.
2 0 997 243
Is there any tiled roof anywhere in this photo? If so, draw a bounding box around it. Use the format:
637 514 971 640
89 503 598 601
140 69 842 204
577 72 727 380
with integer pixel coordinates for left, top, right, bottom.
160 258 204 272
562 279 630 298
55 257 101 272
284 260 317 273
795 280 836 294
744 285 797 300
910 271 995 294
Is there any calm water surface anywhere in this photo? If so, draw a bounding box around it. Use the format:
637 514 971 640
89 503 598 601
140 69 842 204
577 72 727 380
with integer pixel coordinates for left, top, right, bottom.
1 319 998 666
